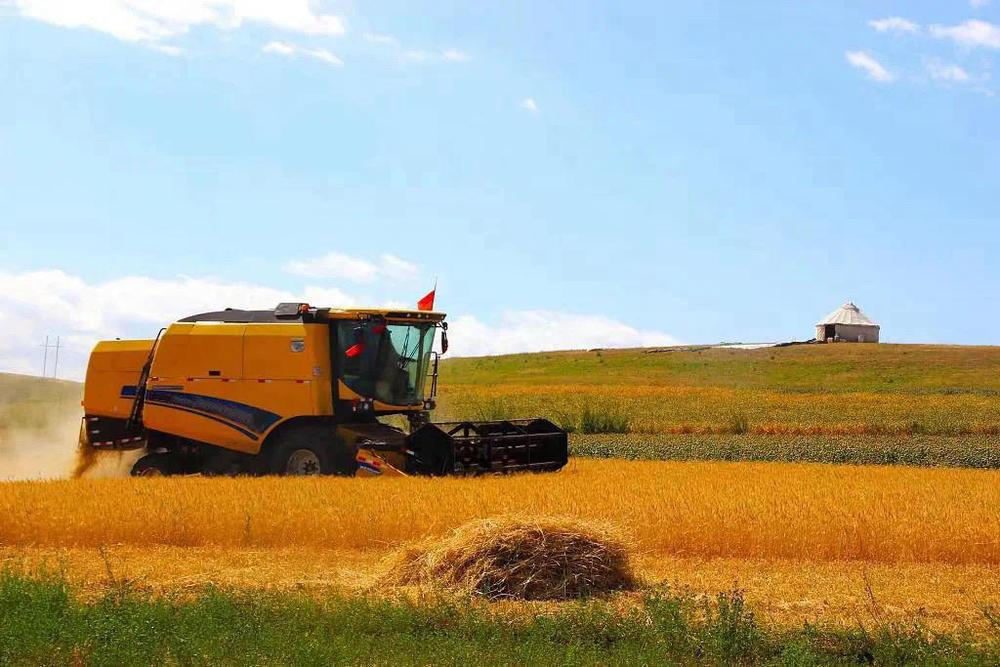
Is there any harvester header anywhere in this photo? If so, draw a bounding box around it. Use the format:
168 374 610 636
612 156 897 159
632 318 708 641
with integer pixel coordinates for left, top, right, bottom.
81 303 568 477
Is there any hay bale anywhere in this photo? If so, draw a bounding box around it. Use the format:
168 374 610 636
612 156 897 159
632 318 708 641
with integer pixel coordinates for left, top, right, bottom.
382 515 634 601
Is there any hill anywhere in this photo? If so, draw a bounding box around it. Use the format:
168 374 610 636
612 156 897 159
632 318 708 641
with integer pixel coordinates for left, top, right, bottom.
436 343 1000 432
435 343 1000 467
442 343 1000 394
0 373 81 432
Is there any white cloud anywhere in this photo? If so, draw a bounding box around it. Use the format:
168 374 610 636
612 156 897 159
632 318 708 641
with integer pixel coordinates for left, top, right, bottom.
442 48 469 62
262 41 342 66
397 48 469 64
262 40 295 55
447 311 681 357
363 32 398 45
0 270 681 380
929 19 1000 49
970 0 991 8
0 270 355 380
868 17 920 34
362 32 467 64
379 254 420 281
283 252 419 283
151 43 183 56
845 50 895 82
399 49 431 63
520 97 539 112
926 60 971 82
304 47 343 66
13 1 346 49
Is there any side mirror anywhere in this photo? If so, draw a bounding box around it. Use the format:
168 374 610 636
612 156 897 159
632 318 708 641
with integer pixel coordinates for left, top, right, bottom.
441 330 449 355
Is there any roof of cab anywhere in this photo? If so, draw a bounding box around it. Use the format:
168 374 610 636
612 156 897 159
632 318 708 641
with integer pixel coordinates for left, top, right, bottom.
178 305 445 324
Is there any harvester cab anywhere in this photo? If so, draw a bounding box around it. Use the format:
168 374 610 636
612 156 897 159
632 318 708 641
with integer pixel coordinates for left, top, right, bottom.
81 303 568 478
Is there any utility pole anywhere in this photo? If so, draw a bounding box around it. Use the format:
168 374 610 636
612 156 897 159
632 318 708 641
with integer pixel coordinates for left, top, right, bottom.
40 336 62 378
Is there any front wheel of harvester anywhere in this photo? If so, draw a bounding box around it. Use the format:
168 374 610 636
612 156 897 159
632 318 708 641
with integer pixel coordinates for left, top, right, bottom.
131 453 174 477
268 424 356 476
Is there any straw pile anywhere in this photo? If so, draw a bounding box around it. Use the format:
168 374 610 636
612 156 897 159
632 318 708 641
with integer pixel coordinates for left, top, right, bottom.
382 515 634 600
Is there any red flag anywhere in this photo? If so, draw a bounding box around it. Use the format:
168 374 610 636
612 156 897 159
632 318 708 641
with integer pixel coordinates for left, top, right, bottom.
417 288 435 311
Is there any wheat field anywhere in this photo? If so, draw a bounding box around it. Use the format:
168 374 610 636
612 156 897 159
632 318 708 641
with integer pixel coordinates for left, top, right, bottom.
1 458 998 633
2 459 997 563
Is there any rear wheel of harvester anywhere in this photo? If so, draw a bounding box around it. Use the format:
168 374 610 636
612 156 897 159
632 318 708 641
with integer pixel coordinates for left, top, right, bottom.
268 424 357 476
131 453 174 477
202 447 250 476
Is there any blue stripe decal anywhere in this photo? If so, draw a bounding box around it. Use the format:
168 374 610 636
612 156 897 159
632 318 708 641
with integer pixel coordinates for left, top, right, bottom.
145 400 260 440
145 390 282 435
120 385 137 398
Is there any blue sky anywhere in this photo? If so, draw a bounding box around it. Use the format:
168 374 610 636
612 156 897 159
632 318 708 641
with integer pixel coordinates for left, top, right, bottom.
1 1 998 378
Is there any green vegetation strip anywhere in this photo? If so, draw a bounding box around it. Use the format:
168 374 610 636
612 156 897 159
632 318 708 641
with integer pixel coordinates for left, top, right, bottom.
2 573 997 666
571 434 1000 469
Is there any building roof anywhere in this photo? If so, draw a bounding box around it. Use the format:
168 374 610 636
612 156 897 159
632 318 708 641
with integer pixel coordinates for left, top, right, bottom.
816 302 879 327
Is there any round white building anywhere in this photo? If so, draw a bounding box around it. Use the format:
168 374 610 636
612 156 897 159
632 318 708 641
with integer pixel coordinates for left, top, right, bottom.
816 302 879 343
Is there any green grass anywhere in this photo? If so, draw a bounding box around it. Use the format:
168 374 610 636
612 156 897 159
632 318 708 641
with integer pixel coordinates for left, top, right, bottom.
441 343 1000 394
466 396 630 434
2 572 997 666
570 434 1000 468
576 403 631 434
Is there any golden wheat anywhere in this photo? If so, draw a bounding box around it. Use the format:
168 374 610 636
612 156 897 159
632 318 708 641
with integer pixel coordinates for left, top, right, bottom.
0 459 997 564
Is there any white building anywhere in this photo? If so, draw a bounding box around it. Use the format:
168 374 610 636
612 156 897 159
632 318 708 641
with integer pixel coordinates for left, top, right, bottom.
815 302 880 343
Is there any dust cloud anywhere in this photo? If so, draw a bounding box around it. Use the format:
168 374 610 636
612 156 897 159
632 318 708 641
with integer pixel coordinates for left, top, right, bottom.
0 412 138 480
0 410 82 480
72 438 141 479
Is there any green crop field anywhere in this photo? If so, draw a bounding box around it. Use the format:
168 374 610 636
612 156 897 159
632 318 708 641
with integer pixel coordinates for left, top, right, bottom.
433 343 1000 467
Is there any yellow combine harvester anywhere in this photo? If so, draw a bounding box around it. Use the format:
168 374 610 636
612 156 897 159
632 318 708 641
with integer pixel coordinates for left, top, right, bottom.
82 303 568 477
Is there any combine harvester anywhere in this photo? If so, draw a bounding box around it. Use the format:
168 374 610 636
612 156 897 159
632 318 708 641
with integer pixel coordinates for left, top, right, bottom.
81 302 567 477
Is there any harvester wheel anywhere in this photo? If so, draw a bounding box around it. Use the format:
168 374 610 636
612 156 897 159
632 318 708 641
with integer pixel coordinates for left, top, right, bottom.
131 453 173 477
269 424 356 476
